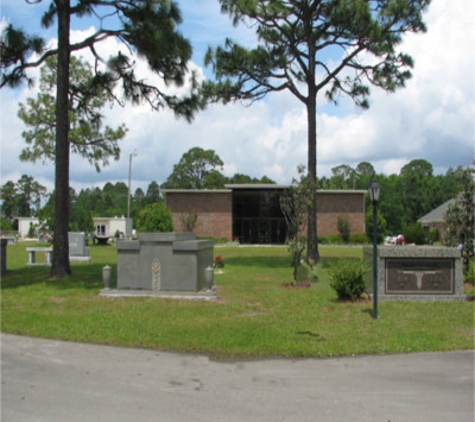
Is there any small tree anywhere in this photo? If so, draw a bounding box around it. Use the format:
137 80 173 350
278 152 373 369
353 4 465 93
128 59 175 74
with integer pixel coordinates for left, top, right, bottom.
136 202 174 233
27 222 37 238
18 56 127 172
444 167 475 282
429 227 439 244
280 165 313 283
365 207 387 244
337 215 351 243
403 222 426 245
179 209 198 232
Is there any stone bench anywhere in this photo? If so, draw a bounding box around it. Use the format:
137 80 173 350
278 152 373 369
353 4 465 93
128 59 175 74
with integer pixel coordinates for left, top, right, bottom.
26 247 53 266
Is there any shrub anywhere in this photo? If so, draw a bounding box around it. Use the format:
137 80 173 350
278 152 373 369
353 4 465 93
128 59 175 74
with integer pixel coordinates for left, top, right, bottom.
365 207 387 244
329 259 368 301
429 227 439 243
179 210 198 232
349 232 368 244
326 234 344 244
337 215 351 242
0 217 13 231
318 236 329 245
403 223 426 245
27 222 37 238
464 259 474 285
136 202 174 232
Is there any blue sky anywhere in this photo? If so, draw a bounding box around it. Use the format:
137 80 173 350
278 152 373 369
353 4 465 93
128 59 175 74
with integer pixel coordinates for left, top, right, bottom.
1 0 474 195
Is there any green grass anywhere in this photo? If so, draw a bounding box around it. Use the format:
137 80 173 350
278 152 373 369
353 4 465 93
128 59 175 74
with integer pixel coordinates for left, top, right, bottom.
1 242 473 359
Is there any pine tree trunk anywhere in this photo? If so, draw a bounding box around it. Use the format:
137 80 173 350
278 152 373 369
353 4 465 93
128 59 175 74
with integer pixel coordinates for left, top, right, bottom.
306 30 320 265
50 0 71 277
306 92 319 264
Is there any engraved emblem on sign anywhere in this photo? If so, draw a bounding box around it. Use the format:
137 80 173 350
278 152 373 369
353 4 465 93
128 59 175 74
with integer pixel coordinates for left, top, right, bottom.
152 258 161 290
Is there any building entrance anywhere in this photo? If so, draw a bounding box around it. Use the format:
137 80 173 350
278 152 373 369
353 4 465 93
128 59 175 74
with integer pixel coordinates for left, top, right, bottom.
232 188 288 244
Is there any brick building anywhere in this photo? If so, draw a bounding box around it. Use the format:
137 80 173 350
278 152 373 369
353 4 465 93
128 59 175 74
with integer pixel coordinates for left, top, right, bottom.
162 185 366 244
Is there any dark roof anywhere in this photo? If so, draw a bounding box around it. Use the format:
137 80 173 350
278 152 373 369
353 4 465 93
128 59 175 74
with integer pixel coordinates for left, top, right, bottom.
418 194 475 224
162 185 367 194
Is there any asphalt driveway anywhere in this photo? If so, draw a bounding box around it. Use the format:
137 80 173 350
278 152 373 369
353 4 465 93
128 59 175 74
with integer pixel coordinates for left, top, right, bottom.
1 334 473 422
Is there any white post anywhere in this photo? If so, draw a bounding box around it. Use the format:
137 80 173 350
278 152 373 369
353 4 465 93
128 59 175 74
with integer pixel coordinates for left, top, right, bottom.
127 150 138 237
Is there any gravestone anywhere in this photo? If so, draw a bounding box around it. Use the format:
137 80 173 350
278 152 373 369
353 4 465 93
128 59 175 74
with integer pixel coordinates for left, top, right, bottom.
68 232 91 262
364 246 466 301
115 233 214 293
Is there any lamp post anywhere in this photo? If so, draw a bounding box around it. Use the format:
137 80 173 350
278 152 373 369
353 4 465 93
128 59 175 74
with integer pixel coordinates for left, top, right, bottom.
127 149 138 237
368 179 381 320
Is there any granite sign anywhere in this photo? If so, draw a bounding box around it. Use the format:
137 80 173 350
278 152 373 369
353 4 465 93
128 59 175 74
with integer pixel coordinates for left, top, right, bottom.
365 246 465 301
386 258 454 294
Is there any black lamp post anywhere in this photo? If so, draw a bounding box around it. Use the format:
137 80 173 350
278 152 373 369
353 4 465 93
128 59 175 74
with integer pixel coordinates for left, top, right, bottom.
368 180 381 320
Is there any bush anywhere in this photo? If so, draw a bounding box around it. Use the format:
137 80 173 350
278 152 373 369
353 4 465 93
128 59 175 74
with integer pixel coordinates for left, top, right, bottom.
318 236 329 245
329 259 368 301
429 227 439 243
337 215 351 242
0 217 13 231
349 232 368 244
464 259 474 285
326 234 344 244
365 207 387 244
179 210 198 232
403 223 426 245
136 202 174 232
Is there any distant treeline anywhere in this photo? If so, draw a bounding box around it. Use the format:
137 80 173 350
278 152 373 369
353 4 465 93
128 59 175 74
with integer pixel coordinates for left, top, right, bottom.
0 158 470 236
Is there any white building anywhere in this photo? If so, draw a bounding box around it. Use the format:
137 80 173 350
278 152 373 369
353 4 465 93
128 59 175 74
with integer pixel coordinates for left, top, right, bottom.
15 216 132 239
17 217 41 238
93 216 132 239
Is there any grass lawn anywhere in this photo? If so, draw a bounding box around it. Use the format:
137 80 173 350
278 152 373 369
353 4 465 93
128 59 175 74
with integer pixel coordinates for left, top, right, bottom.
1 242 473 359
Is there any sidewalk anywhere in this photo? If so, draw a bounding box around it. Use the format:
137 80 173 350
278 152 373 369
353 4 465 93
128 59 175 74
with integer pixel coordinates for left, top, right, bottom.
1 334 474 422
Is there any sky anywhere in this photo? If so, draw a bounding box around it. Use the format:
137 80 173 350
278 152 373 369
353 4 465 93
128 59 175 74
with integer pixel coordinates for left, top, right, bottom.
0 0 474 196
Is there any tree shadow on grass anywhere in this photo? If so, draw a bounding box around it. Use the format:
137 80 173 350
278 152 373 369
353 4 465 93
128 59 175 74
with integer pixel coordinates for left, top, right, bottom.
297 331 325 341
361 307 375 318
1 263 112 291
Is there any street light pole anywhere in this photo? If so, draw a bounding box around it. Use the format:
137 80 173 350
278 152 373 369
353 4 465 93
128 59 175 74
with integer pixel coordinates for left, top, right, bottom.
127 149 138 237
368 180 381 320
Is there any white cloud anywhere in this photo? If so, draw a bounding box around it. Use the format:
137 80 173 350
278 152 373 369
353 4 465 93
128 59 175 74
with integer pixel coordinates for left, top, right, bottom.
1 0 473 197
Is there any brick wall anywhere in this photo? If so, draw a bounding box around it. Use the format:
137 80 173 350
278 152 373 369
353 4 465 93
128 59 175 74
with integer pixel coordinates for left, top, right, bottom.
165 189 366 241
165 191 233 239
316 192 366 236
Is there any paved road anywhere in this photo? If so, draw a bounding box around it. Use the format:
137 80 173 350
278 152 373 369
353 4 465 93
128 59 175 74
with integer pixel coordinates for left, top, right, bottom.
1 334 473 422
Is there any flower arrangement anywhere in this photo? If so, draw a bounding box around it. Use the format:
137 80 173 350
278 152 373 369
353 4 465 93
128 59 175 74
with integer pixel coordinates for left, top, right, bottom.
214 255 224 268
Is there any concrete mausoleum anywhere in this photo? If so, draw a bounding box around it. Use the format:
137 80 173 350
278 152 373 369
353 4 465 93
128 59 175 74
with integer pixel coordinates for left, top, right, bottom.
102 232 216 300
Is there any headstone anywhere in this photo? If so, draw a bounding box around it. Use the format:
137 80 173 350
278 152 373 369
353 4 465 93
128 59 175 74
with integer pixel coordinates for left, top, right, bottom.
68 232 91 262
